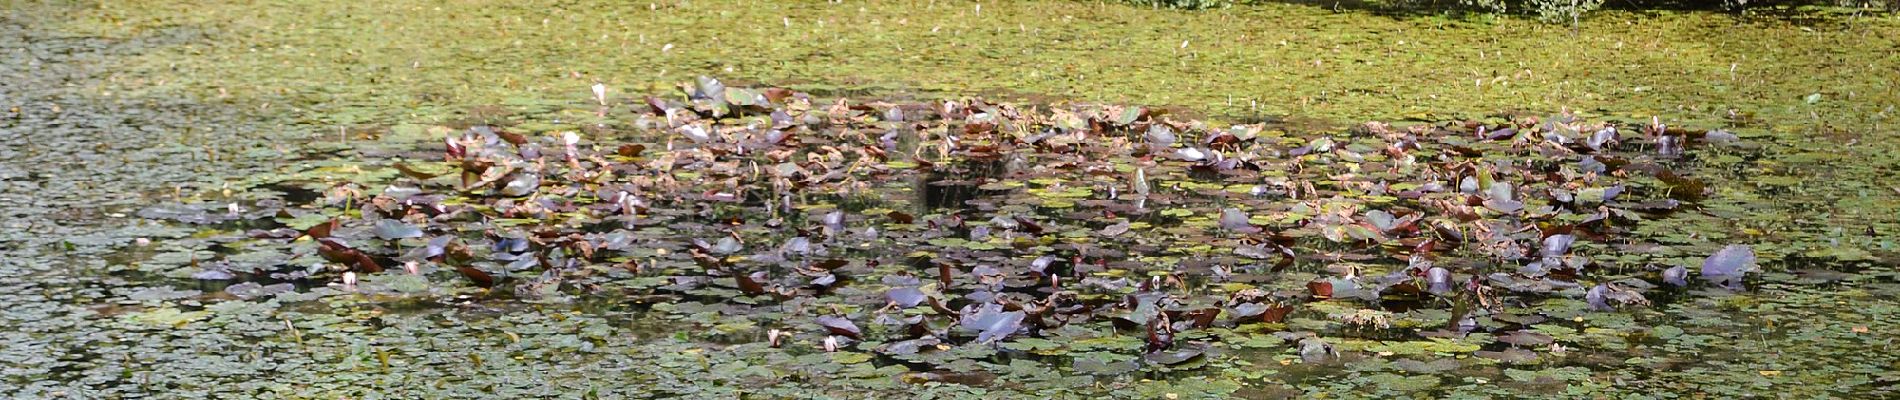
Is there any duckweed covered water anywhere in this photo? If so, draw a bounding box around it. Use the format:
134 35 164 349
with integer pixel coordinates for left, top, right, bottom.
4 1 1900 398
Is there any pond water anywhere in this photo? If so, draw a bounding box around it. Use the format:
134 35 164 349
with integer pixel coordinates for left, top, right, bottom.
4 1 1899 399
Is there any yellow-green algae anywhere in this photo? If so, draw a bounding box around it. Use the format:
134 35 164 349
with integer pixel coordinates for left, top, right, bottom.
6 0 1900 398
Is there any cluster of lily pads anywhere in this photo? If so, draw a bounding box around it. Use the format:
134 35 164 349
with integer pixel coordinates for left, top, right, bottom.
144 77 1757 372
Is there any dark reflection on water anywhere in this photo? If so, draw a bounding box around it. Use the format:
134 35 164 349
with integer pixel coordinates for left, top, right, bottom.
919 157 1010 211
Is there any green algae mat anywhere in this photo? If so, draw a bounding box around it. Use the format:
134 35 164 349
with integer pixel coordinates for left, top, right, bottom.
4 0 1900 398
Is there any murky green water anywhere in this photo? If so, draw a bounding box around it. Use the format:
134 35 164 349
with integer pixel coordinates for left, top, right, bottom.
4 1 1899 398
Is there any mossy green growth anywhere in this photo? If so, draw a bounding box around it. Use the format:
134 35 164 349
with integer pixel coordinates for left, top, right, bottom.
50 0 1899 130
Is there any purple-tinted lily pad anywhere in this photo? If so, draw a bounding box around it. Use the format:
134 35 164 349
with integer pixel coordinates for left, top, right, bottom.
374 219 424 240
1701 244 1757 277
1219 208 1261 233
886 287 927 308
960 303 1025 344
1662 265 1689 287
876 336 942 356
1143 347 1205 366
815 315 863 340
1540 234 1575 258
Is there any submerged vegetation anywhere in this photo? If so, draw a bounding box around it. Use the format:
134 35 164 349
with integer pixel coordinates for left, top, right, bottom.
4 0 1899 398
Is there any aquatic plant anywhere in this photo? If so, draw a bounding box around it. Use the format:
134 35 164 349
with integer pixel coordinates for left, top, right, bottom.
11 0 1900 395
132 77 1782 383
1121 0 1234 9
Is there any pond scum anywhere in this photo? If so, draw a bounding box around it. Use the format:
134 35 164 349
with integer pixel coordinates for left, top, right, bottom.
7 1 1900 397
106 77 1891 398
